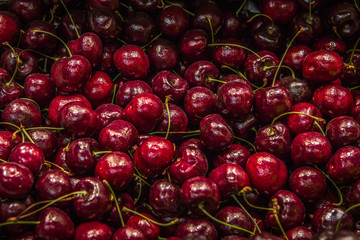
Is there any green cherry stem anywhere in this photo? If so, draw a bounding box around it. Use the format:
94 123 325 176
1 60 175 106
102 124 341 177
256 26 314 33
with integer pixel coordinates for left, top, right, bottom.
133 173 152 187
31 30 72 57
221 65 241 75
103 180 125 227
164 95 172 140
141 33 163 49
24 127 65 131
112 84 118 104
0 122 21 131
208 43 262 60
335 202 360 232
20 126 35 144
23 48 59 61
233 136 257 153
92 151 113 156
165 1 194 16
134 180 142 205
349 36 360 65
2 42 16 54
239 187 272 211
235 0 248 17
247 14 274 29
44 160 72 176
0 221 40 227
307 0 312 24
157 0 165 8
149 130 201 135
60 0 80 38
355 0 360 12
122 206 179 226
232 194 262 233
205 15 214 45
314 165 343 206
272 199 288 240
0 158 7 163
314 121 326 137
263 65 295 79
207 77 227 84
198 202 255 235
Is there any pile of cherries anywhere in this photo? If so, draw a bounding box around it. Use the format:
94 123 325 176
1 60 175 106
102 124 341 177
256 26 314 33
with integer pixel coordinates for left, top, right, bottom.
1 0 360 239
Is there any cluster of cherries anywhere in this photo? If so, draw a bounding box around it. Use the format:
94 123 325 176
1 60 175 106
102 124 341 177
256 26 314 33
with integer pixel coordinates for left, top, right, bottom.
1 0 360 239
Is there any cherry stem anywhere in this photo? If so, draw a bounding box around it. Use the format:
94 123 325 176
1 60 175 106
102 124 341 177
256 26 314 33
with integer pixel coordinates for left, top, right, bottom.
272 199 289 240
307 0 312 24
133 173 151 187
141 33 163 49
182 133 201 138
117 38 128 46
44 160 72 175
92 150 112 156
247 14 274 29
149 130 201 135
314 165 343 206
114 10 124 22
0 221 40 227
335 202 360 232
332 26 342 40
60 0 80 38
164 95 172 140
239 187 272 211
103 180 125 227
221 65 241 75
272 28 304 87
5 48 23 87
198 202 255 235
0 158 7 163
42 57 48 72
122 206 179 226
13 129 25 143
14 191 87 221
25 126 64 131
157 0 165 8
134 180 142 205
232 194 262 234
205 15 214 45
314 121 326 137
2 42 16 55
23 48 59 61
263 65 295 79
48 4 59 23
0 122 21 131
120 2 131 10
355 0 360 12
31 30 72 57
236 0 248 17
233 136 257 153
207 77 226 84
165 1 195 16
20 126 34 144
208 43 262 60
269 111 325 135
252 79 268 92
112 84 118 104
349 36 360 65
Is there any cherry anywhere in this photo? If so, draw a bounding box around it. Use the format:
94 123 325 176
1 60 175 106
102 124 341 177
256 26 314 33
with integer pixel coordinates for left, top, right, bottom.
289 166 326 203
83 71 114 108
260 0 298 25
219 11 248 39
282 226 315 240
0 130 21 160
312 204 354 232
134 136 175 178
24 73 55 108
73 177 112 220
345 179 360 217
184 60 219 90
326 116 360 149
184 86 216 125
126 213 160 240
8 142 44 175
215 206 253 237
229 113 258 139
297 0 324 10
175 219 218 240
342 52 360 87
291 132 332 166
98 41 121 74
105 193 134 227
178 29 209 62
312 84 354 118
250 232 283 240
88 0 120 11
326 146 360 184
74 221 112 240
313 36 347 56
124 93 163 133
168 145 208 185
312 230 359 240
157 5 189 40
290 12 322 45
113 45 150 80
245 152 288 196
58 9 87 42
147 38 179 72
0 11 20 44
112 225 147 240
95 103 124 131
178 138 204 152
282 45 311 74
278 77 312 104
222 236 247 240
115 80 152 108
200 113 233 151
213 144 250 168
0 68 23 108
218 74 252 90
250 19 284 53
35 207 74 240
95 151 134 191
122 12 157 46
8 0 43 22
192 2 223 34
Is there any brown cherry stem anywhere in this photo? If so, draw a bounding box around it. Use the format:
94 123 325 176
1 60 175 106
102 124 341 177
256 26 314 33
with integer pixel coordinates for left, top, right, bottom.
335 202 360 232
103 180 125 227
48 4 59 23
233 136 257 153
232 194 262 233
60 0 80 38
157 0 165 8
314 165 343 206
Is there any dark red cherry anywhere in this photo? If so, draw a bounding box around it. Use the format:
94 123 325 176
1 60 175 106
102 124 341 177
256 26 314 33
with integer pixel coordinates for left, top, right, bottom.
291 132 332 166
73 177 112 220
289 166 326 203
1 48 38 80
8 142 44 175
35 207 74 240
168 145 208 185
8 0 43 22
345 179 360 217
312 205 354 232
112 225 147 240
178 29 209 62
312 84 353 118
124 93 163 133
282 226 315 240
261 0 298 25
211 39 247 69
184 60 219 90
175 219 218 240
250 20 284 53
29 128 58 158
184 86 216 125
326 146 360 184
213 144 250 169
24 73 55 108
200 114 233 151
134 136 175 178
105 193 134 227
128 0 162 12
0 130 21 160
282 45 311 73
229 113 258 139
83 71 114 108
74 221 112 240
0 11 20 45
122 12 156 46
191 2 223 34
215 206 253 237
244 50 279 84
98 120 138 152
341 52 360 87
250 232 283 240
147 38 179 72
95 151 134 191
290 12 322 45
297 0 325 10
88 0 120 11
58 9 87 41
302 50 344 84
222 236 247 240
126 213 160 240
326 116 360 149
151 70 189 104
0 162 33 200
157 5 189 39
116 80 152 108
95 103 124 131
113 45 150 80
278 77 312 104
0 68 23 108
245 152 288 196
312 230 359 240
313 36 347 56
58 101 98 138
255 122 291 160
98 41 121 74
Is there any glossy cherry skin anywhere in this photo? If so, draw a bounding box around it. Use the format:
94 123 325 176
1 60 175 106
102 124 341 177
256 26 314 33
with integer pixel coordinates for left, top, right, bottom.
58 9 87 41
24 73 55 108
341 52 360 87
178 29 209 62
209 163 250 199
282 45 311 73
222 236 248 240
58 101 98 138
250 20 284 53
302 50 343 84
254 86 293 123
126 213 160 240
325 116 360 149
184 86 217 125
285 102 323 136
35 207 74 240
244 50 279 84
66 138 100 176
95 103 124 131
312 84 354 118
191 2 223 34
105 192 134 227
291 132 332 166
157 5 189 39
147 38 179 72
8 142 44 175
282 226 315 240
261 0 297 25
213 144 250 169
0 162 33 199
278 77 312 104
312 230 359 240
113 45 150 80
326 146 360 184
83 71 114 108
290 12 322 45
216 81 253 118
180 176 221 215
123 12 156 46
346 179 360 217
312 205 354 232
134 136 175 178
51 55 92 93
246 152 288 196
74 221 112 240
0 130 21 160
0 68 23 108
116 80 152 107
151 70 189 104
175 219 218 240
200 114 233 151
73 177 112 220
289 166 326 203
313 36 347 56
2 98 41 129
98 41 121 74
255 122 291 160
35 169 72 206
0 11 20 44
168 145 208 185
8 0 43 22
184 60 219 90
88 0 120 11
112 225 147 240
215 206 253 237
95 151 134 191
